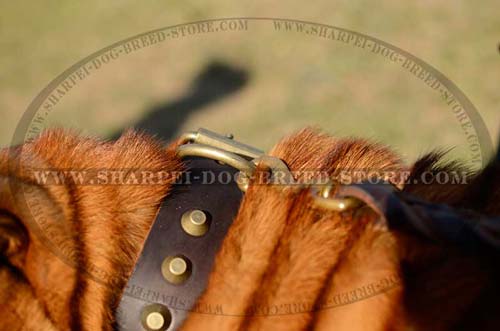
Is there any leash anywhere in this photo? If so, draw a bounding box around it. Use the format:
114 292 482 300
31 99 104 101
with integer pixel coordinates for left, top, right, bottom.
116 128 500 331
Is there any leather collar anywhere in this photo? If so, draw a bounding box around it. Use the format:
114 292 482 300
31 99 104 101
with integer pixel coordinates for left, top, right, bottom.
116 156 243 331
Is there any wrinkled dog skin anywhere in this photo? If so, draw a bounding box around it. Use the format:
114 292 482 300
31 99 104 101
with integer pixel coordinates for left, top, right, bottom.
1 128 499 331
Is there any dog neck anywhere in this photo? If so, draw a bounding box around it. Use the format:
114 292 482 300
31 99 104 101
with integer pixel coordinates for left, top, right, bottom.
0 129 182 331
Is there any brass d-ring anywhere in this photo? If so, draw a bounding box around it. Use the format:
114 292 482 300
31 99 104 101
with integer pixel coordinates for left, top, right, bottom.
311 183 361 212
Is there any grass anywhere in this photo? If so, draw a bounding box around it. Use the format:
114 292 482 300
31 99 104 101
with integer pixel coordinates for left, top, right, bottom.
1 1 499 170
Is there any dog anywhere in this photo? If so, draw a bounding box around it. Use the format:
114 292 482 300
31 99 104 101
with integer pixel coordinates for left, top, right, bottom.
1 128 499 331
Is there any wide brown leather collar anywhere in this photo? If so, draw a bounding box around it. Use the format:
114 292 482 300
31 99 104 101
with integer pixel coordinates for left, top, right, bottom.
116 156 243 331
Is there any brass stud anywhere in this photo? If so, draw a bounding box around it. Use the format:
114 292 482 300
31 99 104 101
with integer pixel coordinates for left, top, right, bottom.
181 209 209 237
146 312 165 330
140 304 171 331
161 255 191 284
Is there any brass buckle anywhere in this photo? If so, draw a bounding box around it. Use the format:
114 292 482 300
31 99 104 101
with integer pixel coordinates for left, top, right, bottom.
176 128 362 211
177 143 256 178
176 129 293 192
179 128 264 159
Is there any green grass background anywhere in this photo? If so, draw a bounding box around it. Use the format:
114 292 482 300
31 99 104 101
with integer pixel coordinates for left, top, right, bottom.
1 1 499 168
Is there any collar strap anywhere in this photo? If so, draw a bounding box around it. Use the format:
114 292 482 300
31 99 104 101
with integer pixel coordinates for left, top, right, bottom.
116 129 269 331
117 156 243 331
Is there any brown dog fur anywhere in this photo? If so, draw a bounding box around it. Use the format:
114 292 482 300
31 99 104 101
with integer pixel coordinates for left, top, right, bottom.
1 128 499 331
0 129 182 331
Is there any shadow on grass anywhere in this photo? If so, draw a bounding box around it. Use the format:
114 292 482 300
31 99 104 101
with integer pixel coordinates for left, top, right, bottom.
111 61 249 142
